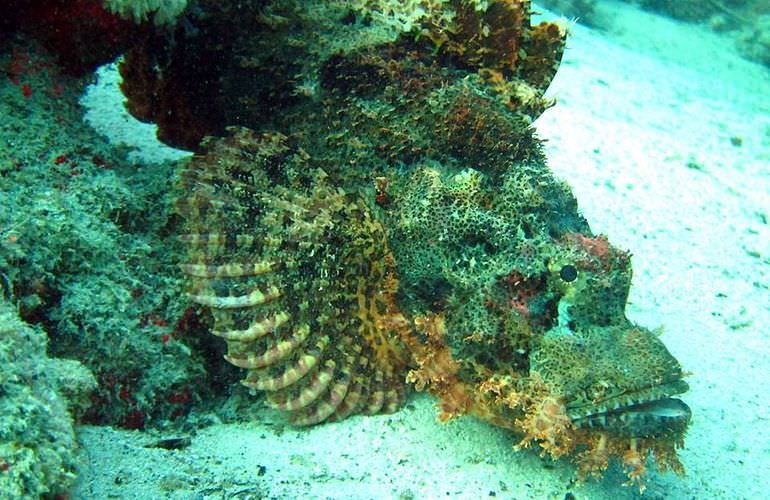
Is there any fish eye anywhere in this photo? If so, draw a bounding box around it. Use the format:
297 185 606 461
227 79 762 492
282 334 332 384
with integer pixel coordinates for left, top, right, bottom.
559 264 578 282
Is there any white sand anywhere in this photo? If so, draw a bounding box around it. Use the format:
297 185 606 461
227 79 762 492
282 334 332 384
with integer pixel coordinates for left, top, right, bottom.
73 2 770 498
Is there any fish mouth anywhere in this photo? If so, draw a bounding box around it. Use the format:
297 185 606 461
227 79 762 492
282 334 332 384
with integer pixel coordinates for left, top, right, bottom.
567 379 691 438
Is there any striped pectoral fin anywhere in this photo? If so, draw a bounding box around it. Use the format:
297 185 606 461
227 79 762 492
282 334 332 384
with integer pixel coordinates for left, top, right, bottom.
326 378 365 423
178 233 227 247
325 351 371 422
189 285 281 309
179 233 257 250
381 384 405 414
224 325 310 369
361 371 386 415
180 261 273 278
291 365 353 426
241 336 329 391
266 361 337 412
212 312 290 342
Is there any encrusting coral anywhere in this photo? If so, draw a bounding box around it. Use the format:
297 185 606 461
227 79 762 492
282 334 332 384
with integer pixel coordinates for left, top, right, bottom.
112 0 694 488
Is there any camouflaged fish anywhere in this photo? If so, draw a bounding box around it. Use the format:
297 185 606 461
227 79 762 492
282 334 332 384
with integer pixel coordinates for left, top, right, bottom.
132 0 689 486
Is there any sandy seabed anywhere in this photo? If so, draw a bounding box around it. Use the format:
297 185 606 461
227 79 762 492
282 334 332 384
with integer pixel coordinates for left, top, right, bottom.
73 1 770 499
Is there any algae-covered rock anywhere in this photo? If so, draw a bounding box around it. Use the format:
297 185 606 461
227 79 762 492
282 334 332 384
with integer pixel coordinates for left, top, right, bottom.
735 14 770 67
0 302 95 498
0 39 212 429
